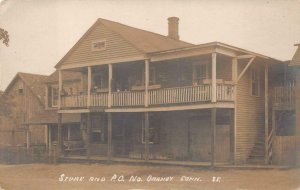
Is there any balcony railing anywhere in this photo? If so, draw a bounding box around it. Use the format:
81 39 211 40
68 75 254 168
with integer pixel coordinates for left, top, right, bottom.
273 86 295 109
61 94 87 108
91 93 108 107
60 84 234 108
112 91 144 107
149 85 211 105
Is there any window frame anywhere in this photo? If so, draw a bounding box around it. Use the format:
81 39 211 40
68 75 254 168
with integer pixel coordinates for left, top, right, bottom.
91 39 106 51
193 62 209 84
18 83 24 95
51 85 59 107
141 115 160 145
91 115 107 144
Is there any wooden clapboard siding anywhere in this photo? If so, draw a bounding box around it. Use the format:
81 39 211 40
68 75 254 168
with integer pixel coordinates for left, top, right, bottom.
62 23 143 67
0 77 46 146
235 62 265 164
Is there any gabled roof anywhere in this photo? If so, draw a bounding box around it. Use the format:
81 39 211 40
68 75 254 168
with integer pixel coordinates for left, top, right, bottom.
98 18 192 53
55 18 193 68
290 44 300 66
45 70 81 83
4 72 48 105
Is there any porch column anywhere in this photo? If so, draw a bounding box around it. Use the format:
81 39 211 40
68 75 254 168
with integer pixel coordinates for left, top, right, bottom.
211 53 217 102
144 112 149 161
230 109 235 164
48 125 52 150
87 66 92 107
295 68 300 166
264 64 269 165
45 85 48 109
86 113 91 159
145 59 150 107
211 108 216 167
231 57 238 164
108 64 113 108
57 113 62 155
58 70 62 109
26 125 30 149
107 112 112 161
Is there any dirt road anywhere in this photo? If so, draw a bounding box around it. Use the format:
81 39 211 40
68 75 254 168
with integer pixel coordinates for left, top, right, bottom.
0 163 299 190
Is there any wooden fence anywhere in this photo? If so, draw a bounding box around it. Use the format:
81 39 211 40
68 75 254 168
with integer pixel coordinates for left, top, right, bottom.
272 136 297 165
0 145 48 164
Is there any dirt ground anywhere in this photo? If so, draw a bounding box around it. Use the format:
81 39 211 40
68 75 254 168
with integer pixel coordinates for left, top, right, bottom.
0 163 299 190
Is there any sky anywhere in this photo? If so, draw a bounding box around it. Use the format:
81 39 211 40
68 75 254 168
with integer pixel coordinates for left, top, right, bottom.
0 0 300 90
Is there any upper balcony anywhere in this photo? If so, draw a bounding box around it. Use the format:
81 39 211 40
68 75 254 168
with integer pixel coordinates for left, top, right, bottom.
55 53 236 111
272 85 295 110
60 83 234 109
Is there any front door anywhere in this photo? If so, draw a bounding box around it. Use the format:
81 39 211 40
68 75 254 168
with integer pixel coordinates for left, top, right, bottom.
188 117 211 161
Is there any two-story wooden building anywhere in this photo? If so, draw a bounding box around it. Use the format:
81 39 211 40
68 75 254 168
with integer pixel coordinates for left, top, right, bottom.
32 17 294 166
0 72 48 147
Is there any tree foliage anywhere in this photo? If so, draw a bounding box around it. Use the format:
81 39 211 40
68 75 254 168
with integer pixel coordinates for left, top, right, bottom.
0 27 9 46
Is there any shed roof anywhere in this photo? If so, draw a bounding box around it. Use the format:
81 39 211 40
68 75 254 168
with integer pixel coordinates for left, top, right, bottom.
45 70 81 83
25 110 80 125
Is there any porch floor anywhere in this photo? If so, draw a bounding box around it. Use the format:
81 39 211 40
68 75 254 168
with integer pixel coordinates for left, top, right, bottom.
58 155 291 169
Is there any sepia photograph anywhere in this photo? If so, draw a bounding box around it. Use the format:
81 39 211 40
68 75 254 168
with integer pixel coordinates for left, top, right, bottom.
0 0 299 189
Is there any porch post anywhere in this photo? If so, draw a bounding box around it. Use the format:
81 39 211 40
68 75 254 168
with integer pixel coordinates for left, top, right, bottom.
232 57 238 164
108 64 113 108
87 66 92 107
58 70 62 109
45 85 48 109
230 109 235 164
144 112 149 161
86 113 91 159
211 108 216 167
264 64 269 165
211 53 217 102
26 125 30 149
107 112 112 161
57 113 62 156
295 68 300 166
48 125 52 150
145 59 150 107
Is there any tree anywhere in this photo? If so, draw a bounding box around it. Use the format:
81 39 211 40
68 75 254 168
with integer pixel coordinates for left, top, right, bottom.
0 27 9 46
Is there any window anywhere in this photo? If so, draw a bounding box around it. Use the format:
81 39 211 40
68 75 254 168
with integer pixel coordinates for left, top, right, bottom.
142 114 160 144
193 62 208 84
51 86 59 107
251 68 260 96
149 66 156 85
93 73 106 89
63 124 81 141
91 116 107 144
91 40 106 51
18 83 24 95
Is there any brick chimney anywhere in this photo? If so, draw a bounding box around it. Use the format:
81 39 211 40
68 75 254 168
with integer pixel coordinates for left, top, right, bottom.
168 17 179 40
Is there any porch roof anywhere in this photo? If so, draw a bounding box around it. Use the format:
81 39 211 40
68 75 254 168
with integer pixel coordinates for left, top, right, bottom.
25 110 80 125
148 42 284 64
